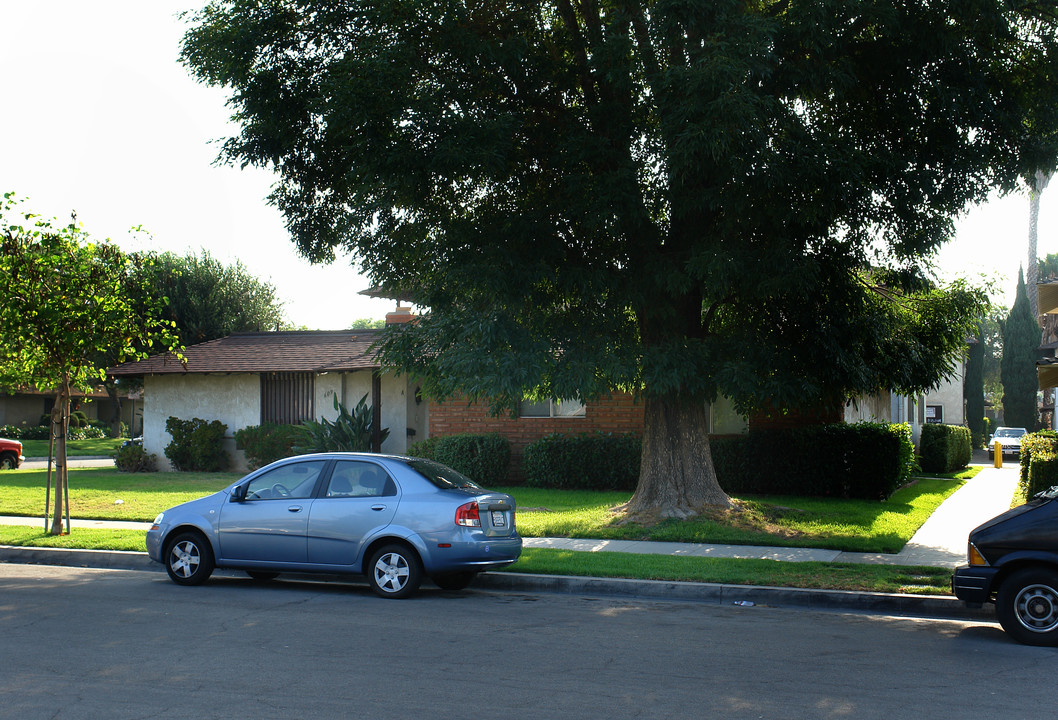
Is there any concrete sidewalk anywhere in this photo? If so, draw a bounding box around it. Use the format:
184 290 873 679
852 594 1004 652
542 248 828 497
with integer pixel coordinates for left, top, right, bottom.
0 461 1019 568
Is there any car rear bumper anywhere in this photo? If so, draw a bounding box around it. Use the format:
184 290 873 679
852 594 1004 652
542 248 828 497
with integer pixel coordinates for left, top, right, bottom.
952 565 999 605
420 535 523 574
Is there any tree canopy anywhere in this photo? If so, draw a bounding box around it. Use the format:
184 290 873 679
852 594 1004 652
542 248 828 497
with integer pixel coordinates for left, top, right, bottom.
145 249 285 347
181 0 1056 516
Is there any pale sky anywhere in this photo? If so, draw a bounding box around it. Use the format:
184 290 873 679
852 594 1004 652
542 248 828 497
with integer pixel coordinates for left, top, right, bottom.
2 1 1055 328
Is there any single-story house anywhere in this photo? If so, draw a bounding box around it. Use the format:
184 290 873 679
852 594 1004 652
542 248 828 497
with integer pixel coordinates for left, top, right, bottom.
108 319 427 471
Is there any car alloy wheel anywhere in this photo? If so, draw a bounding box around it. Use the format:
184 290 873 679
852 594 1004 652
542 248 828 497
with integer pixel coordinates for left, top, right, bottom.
367 544 422 599
165 531 215 586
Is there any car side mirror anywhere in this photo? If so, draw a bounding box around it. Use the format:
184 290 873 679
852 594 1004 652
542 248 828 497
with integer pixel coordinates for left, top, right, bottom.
230 484 247 502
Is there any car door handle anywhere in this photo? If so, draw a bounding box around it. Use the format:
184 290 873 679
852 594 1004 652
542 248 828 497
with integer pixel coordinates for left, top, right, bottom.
287 505 303 513
371 505 387 512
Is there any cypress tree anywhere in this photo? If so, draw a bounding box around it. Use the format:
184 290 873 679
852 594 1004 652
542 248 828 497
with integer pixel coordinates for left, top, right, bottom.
1002 269 1041 429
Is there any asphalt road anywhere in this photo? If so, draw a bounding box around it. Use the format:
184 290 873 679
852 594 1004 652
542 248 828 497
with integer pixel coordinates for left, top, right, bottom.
2 564 1056 719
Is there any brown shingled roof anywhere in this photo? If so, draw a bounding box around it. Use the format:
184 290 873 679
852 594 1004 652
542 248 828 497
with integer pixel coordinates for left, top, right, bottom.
108 330 383 376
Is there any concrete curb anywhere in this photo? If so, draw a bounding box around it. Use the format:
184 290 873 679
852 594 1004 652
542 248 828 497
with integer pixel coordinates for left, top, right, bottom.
0 545 995 623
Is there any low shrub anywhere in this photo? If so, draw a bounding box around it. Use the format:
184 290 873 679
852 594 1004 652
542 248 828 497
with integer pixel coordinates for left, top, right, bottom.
165 416 229 472
113 443 158 473
234 423 300 470
408 433 511 486
1020 431 1058 498
292 394 388 454
919 424 972 473
522 433 640 491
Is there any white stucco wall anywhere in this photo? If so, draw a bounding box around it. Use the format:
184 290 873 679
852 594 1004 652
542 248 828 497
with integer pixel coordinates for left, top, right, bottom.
142 370 417 471
143 374 260 471
923 361 965 427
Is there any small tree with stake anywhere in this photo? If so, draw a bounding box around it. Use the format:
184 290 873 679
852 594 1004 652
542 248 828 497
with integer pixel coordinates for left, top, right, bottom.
0 194 179 534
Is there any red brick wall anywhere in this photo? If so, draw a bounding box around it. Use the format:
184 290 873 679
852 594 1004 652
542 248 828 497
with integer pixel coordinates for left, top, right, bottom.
428 393 645 482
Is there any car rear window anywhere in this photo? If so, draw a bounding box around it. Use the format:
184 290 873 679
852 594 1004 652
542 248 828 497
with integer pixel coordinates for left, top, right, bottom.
406 459 484 490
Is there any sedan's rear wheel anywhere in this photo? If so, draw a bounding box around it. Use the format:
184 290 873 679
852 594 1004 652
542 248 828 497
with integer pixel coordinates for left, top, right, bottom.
165 531 215 586
996 567 1058 646
367 544 422 599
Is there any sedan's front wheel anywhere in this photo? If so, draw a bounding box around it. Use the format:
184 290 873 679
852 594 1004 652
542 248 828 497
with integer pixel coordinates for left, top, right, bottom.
996 567 1058 646
367 544 422 599
165 531 215 586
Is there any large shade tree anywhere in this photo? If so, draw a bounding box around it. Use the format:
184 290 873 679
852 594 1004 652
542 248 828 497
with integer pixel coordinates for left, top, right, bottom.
0 194 179 534
182 0 1056 518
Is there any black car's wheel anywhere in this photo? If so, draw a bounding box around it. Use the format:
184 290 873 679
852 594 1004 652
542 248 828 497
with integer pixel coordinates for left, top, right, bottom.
247 571 279 582
996 567 1058 646
432 572 478 591
0 453 17 470
367 544 422 599
165 531 215 586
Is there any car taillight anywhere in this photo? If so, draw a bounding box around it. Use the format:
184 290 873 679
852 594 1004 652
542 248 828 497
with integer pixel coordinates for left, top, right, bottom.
455 501 481 527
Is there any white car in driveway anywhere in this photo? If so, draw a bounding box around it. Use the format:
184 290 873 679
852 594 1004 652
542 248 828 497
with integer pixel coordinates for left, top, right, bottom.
987 427 1028 459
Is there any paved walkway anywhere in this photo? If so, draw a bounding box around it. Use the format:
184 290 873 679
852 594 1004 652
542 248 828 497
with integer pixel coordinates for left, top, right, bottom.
0 460 1020 569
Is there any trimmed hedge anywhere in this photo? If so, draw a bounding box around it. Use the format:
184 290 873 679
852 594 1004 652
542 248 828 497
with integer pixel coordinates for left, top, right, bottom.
408 433 511 487
522 433 641 491
918 423 972 473
1019 431 1058 498
712 422 915 499
164 417 229 472
234 423 300 470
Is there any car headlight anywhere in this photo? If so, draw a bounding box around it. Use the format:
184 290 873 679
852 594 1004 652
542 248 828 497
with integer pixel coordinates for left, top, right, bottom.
150 512 164 530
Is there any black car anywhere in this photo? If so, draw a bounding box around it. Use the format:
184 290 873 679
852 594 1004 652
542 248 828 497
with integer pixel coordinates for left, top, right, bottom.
953 486 1058 645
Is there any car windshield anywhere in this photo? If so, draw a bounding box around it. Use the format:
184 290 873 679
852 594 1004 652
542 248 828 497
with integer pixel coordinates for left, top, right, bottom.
406 459 483 490
996 428 1026 438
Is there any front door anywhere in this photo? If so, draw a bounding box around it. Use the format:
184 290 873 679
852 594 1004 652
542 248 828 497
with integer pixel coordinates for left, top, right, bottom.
218 459 328 563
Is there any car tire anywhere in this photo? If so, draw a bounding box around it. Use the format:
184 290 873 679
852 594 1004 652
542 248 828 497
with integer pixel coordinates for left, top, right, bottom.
996 567 1058 646
164 531 215 586
246 571 279 582
367 544 422 599
432 572 478 591
0 453 16 470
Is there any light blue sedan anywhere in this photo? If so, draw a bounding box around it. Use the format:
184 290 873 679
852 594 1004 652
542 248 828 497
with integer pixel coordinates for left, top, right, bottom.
146 453 522 598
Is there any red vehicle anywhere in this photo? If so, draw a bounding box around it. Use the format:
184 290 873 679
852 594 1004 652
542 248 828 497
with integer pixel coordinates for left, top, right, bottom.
0 438 24 470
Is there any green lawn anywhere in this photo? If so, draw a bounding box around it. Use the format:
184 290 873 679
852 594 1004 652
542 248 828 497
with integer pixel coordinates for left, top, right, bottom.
499 474 969 553
0 466 975 595
512 548 953 595
19 437 125 458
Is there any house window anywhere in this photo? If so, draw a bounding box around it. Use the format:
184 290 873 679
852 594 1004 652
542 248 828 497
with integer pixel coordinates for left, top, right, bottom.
519 398 586 418
261 372 315 424
925 405 943 425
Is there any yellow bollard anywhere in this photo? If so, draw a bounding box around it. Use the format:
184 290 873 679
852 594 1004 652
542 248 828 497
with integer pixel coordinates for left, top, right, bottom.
994 441 1003 468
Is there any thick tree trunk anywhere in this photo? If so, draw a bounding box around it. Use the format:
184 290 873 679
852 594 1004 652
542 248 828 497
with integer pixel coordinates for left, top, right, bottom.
620 393 730 520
